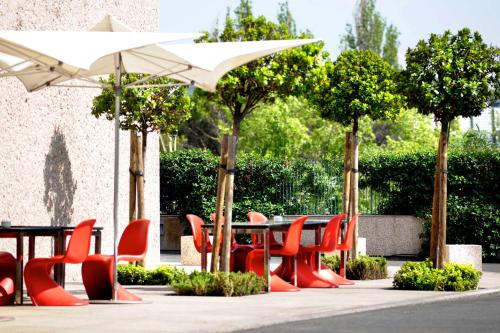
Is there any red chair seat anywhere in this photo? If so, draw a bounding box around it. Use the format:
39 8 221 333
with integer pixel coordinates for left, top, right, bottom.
0 252 16 306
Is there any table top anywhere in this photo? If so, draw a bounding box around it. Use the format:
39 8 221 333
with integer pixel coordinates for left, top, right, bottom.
0 225 103 234
200 220 330 231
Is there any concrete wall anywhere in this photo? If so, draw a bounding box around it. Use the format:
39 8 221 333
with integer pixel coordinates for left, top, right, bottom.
0 0 160 280
283 215 423 256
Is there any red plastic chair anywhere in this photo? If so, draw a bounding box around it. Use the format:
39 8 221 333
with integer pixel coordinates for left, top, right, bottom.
82 218 150 301
24 219 96 306
0 252 16 306
188 214 213 253
246 216 308 292
247 211 282 248
295 214 346 288
316 212 361 285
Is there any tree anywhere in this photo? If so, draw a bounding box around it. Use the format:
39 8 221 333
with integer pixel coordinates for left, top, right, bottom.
195 0 327 272
277 0 297 36
341 0 400 68
92 74 191 219
402 28 500 268
310 50 404 259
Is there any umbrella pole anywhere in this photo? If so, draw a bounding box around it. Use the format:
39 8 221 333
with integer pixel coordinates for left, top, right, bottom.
112 53 122 301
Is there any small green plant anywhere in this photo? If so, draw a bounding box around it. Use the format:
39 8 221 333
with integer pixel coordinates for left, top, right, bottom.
393 260 481 291
117 264 185 285
321 255 388 280
170 271 266 296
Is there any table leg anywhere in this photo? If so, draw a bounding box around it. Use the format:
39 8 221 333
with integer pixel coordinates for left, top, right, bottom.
264 229 270 292
53 231 66 287
201 228 207 272
315 227 321 271
94 230 102 254
15 234 23 305
28 236 35 260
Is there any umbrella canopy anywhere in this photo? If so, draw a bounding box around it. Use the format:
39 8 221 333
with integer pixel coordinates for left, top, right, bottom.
0 15 321 301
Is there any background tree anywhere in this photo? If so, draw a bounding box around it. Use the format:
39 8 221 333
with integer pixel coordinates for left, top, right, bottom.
402 28 500 268
310 50 405 258
341 0 400 68
92 74 191 219
277 0 297 35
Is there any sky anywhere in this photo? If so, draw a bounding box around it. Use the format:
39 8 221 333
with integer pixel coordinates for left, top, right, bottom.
159 0 500 66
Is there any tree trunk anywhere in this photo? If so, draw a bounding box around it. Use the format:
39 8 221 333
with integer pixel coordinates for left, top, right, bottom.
129 131 138 222
221 136 238 273
429 134 443 265
136 132 145 219
340 132 352 277
211 136 229 272
430 120 449 268
350 131 359 259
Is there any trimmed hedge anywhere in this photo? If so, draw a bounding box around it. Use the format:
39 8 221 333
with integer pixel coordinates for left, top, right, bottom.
393 260 481 291
170 271 265 296
118 264 185 285
321 255 388 280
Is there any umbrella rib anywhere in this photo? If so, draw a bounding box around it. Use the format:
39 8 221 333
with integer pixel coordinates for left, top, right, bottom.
129 49 202 69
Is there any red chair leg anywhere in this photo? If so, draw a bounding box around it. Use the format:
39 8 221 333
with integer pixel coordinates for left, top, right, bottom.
246 250 299 292
294 259 338 288
82 254 141 301
317 264 355 285
25 258 88 306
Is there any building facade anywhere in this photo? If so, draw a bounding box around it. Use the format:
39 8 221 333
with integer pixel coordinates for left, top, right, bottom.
0 0 161 279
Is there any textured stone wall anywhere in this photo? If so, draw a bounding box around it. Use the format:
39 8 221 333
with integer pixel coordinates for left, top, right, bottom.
0 0 161 280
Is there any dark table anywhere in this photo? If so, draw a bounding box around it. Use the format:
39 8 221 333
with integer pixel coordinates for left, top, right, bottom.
200 220 329 292
0 225 102 304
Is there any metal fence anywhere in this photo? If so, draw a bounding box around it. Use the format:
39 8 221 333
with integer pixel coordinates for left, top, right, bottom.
279 162 386 215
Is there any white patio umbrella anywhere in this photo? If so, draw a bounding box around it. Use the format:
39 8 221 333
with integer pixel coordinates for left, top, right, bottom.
0 15 319 302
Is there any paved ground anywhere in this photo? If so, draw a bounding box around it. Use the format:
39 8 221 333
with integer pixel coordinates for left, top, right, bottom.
1 258 499 333
240 292 500 333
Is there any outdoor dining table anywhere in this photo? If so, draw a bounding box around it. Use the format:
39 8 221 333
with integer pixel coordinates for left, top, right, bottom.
0 225 102 304
200 220 331 292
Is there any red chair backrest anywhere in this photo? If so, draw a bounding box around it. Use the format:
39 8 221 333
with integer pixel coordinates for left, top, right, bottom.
64 219 96 264
280 216 308 256
186 214 207 253
247 211 267 224
340 212 361 249
118 219 150 259
320 214 346 252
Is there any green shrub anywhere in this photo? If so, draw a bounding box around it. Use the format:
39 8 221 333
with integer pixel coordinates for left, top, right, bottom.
118 264 184 285
170 271 265 296
393 260 481 291
321 255 388 280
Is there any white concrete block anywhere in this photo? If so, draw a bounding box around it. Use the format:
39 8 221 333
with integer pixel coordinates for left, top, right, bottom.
445 244 482 272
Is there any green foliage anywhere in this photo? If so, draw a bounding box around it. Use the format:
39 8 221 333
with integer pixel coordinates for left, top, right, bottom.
393 260 481 291
92 74 192 134
277 0 297 36
310 50 405 134
360 149 500 260
402 28 500 123
321 255 387 280
347 255 388 280
117 264 185 285
170 271 265 296
196 0 327 136
341 0 400 67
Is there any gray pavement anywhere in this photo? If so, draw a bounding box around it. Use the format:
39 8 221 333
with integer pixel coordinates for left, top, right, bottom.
1 259 499 333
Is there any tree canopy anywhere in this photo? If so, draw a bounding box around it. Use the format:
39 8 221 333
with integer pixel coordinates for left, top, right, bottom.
195 0 327 137
403 28 500 123
92 74 192 135
310 50 405 134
